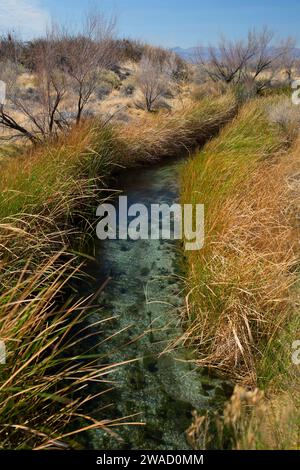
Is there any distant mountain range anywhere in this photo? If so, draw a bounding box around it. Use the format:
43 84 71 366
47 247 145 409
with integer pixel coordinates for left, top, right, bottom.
170 47 200 62
170 47 215 62
171 46 300 62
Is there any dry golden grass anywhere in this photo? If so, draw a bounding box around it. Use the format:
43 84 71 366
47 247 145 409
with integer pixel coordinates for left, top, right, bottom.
118 93 236 165
188 384 300 450
183 97 300 451
181 97 300 386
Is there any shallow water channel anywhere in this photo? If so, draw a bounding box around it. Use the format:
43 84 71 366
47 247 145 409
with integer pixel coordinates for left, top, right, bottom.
86 157 226 450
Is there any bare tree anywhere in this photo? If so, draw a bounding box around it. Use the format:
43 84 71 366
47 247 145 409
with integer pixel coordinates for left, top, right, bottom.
136 51 177 111
0 10 118 141
0 33 40 142
197 28 296 91
0 30 68 142
37 40 68 134
244 30 296 89
60 11 117 124
0 59 38 142
276 38 298 83
197 31 258 84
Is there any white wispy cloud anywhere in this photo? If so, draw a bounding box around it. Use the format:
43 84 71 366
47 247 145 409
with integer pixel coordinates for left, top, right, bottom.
0 0 50 37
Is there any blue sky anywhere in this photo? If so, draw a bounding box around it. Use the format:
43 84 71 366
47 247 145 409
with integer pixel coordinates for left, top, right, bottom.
0 0 299 47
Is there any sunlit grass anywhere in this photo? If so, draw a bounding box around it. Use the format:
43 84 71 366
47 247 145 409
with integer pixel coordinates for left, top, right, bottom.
0 94 237 448
181 96 300 449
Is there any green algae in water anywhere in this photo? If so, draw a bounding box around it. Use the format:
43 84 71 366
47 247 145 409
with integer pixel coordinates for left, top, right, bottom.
85 159 225 450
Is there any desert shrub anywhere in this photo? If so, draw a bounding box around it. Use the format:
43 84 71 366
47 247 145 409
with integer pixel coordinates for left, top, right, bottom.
160 88 175 99
192 64 209 85
93 70 122 100
232 79 259 104
154 98 172 111
121 82 135 96
95 84 113 100
268 98 300 135
111 64 131 80
0 12 118 140
114 38 146 62
196 28 295 91
98 70 121 89
135 52 179 111
19 86 40 102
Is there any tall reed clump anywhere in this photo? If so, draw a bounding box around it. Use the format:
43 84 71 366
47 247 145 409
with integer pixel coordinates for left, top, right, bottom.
181 96 300 387
0 94 237 448
0 253 136 449
0 122 125 449
182 97 300 449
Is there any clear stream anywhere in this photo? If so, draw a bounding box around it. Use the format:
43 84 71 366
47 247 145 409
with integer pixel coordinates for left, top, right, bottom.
86 158 228 450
